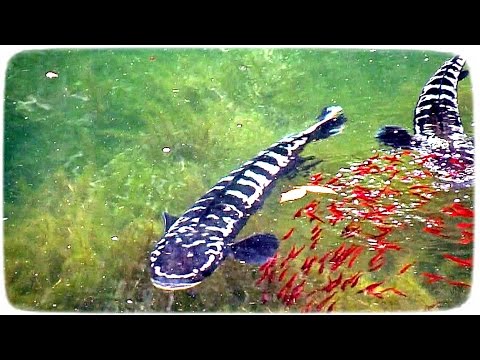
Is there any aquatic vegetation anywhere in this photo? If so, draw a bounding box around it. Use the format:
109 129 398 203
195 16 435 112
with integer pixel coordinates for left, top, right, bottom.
3 48 473 312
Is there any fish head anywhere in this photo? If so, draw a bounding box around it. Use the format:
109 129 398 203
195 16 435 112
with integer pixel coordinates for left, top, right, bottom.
314 105 347 139
375 126 413 148
150 234 222 291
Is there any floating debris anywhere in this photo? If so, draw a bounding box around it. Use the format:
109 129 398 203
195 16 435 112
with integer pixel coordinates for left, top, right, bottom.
280 185 337 203
45 71 59 79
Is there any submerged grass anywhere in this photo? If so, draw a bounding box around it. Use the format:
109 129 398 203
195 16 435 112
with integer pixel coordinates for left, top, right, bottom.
3 48 473 312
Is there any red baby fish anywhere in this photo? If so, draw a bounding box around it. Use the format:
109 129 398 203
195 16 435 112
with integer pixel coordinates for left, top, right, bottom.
423 226 449 238
442 254 472 268
321 273 343 293
446 280 471 288
417 153 438 164
318 250 333 269
457 222 474 230
381 154 400 163
369 260 385 272
326 301 337 312
259 253 278 272
256 264 276 285
422 169 433 176
451 203 474 218
293 207 303 219
341 221 361 238
310 237 321 250
318 260 326 275
369 250 385 268
278 267 289 282
377 204 396 215
280 245 306 268
354 164 381 175
426 216 445 227
442 203 474 218
347 246 364 268
349 272 363 288
341 271 363 291
285 280 306 306
282 227 295 241
459 230 473 245
409 184 433 190
366 225 394 239
422 272 446 284
284 273 299 289
326 177 340 186
341 278 351 291
301 256 318 275
302 300 314 313
316 292 337 311
309 173 323 185
381 287 407 297
304 200 319 213
357 281 384 298
380 185 401 197
398 262 414 275
448 158 467 169
374 238 401 251
310 230 322 242
277 273 298 299
330 244 359 271
311 226 323 237
255 272 268 286
329 243 346 262
306 212 324 223
387 169 400 180
327 202 345 225
288 245 305 260
276 287 289 301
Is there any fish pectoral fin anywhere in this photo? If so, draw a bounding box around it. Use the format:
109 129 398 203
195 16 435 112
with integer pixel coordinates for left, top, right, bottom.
459 70 469 81
229 233 279 265
163 212 179 231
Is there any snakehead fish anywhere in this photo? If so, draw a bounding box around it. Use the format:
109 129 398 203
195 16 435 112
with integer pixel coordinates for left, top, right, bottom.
150 105 347 290
376 55 473 188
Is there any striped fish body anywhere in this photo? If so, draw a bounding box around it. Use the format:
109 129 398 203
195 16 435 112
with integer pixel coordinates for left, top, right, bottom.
150 105 347 290
376 55 473 188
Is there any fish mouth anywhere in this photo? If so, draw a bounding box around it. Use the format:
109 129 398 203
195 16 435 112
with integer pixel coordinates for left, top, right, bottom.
151 278 202 291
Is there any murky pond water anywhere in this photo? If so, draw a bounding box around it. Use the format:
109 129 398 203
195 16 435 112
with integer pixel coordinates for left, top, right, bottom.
3 48 473 312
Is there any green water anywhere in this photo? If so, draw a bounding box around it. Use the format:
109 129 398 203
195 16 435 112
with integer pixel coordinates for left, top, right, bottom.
3 48 473 312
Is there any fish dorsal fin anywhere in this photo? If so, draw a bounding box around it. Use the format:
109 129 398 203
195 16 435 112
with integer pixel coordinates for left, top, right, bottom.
229 233 279 265
163 212 179 231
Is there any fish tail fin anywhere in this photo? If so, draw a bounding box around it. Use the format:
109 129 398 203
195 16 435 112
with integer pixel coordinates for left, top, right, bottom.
308 105 347 140
413 55 467 137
